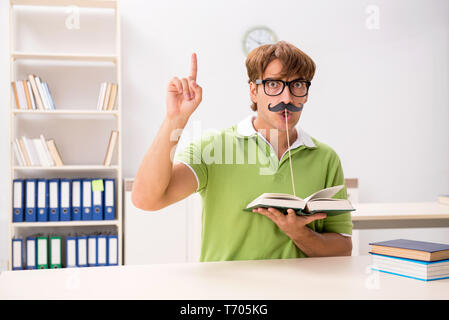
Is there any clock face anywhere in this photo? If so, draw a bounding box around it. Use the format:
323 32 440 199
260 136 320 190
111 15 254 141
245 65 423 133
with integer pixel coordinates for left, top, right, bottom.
243 26 277 55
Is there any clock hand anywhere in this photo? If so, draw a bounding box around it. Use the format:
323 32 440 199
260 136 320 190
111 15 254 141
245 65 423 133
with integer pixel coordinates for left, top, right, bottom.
248 35 263 45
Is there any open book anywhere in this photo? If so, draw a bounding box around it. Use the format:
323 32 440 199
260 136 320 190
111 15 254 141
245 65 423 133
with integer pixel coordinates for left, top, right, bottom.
245 185 355 216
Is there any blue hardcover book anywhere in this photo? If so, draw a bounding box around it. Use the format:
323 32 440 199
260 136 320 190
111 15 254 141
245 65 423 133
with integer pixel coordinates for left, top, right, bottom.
82 179 92 220
26 237 37 269
12 238 23 270
60 179 71 221
25 179 37 222
92 179 104 220
48 179 60 221
12 179 24 222
370 239 449 261
37 179 48 222
65 236 78 268
71 179 82 221
104 179 115 220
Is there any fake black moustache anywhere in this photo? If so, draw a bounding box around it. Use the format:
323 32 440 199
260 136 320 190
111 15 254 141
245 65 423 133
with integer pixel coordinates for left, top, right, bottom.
268 102 304 112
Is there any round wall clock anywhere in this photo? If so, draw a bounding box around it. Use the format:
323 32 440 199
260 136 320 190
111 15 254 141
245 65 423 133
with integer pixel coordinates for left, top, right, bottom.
242 26 278 55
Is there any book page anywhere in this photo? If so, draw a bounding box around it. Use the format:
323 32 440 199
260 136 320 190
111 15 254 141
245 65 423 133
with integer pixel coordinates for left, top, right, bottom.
304 185 344 203
260 193 304 201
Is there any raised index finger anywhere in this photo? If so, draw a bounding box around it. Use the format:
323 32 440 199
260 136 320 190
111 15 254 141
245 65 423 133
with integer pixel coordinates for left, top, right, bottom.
190 53 197 81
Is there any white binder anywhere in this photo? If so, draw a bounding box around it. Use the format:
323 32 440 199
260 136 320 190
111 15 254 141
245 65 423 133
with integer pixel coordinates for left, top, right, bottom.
97 235 107 266
77 236 88 267
26 237 36 269
88 235 97 267
66 237 77 268
107 235 118 266
12 238 23 270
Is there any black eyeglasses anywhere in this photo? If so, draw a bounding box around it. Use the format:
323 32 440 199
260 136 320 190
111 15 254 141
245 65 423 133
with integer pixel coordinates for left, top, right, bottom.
255 78 311 97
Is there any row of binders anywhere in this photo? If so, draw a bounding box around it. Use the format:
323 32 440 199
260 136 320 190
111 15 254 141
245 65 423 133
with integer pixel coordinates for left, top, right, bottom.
14 135 64 167
12 74 56 110
13 178 115 222
12 233 118 270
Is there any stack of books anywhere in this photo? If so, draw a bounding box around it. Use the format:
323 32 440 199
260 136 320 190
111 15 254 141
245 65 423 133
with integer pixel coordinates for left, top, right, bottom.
13 135 64 167
370 239 449 281
11 74 56 110
438 194 449 205
96 82 118 111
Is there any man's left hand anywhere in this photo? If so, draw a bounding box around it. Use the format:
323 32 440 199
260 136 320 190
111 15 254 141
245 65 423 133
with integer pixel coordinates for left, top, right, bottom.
252 207 326 241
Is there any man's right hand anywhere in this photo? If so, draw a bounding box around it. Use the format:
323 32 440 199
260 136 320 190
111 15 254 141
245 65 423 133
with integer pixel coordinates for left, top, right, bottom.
166 53 203 123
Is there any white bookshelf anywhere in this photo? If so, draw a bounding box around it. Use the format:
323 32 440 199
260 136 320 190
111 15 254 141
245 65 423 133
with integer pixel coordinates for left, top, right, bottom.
8 0 122 270
12 52 118 63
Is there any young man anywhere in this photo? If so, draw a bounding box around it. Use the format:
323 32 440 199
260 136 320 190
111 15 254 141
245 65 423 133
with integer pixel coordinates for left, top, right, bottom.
132 41 352 262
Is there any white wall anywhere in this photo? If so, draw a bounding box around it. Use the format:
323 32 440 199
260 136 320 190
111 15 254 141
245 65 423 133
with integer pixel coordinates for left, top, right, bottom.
1 0 448 265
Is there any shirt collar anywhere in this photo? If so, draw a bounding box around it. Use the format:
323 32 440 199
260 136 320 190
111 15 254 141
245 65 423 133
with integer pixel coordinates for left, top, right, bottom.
236 114 316 149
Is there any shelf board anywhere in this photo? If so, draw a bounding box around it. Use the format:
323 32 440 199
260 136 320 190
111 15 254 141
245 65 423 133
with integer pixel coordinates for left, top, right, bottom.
13 110 119 117
13 165 119 171
10 0 117 9
11 52 117 63
12 220 119 228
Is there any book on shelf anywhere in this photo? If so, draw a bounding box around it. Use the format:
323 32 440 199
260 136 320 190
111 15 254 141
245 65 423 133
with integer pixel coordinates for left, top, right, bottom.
438 194 449 206
244 185 355 215
97 82 118 111
46 139 64 166
369 239 449 262
14 135 64 167
11 74 55 111
104 130 118 166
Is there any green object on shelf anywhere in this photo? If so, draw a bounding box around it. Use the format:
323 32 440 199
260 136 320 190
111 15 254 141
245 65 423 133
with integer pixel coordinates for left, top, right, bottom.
92 179 104 192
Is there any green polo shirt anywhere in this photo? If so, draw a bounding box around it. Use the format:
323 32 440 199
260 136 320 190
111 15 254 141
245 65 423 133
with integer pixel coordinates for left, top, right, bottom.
175 115 353 262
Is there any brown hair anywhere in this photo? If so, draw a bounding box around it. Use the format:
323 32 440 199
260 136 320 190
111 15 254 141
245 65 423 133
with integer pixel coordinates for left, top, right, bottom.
245 41 316 111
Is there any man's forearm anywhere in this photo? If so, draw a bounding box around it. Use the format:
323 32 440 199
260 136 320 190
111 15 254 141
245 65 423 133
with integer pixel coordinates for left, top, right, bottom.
291 227 352 257
132 116 187 207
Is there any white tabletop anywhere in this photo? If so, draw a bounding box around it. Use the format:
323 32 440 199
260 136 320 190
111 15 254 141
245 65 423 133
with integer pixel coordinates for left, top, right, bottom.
352 202 449 221
1 255 448 300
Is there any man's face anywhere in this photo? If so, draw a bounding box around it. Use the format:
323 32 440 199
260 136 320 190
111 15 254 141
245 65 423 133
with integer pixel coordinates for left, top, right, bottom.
250 59 308 132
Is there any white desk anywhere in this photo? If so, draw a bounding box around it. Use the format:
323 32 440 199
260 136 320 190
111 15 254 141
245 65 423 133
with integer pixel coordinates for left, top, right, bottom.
353 202 449 223
1 256 448 300
350 202 449 256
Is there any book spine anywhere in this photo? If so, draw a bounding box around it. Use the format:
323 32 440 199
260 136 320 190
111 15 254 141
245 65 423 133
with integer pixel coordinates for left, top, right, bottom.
107 83 118 110
13 140 25 166
97 82 107 111
104 131 118 166
46 139 64 166
16 81 27 110
11 82 21 109
22 80 32 110
33 139 48 167
40 134 54 166
28 74 45 111
102 83 112 111
26 81 36 110
35 77 50 110
22 136 39 166
17 138 31 166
